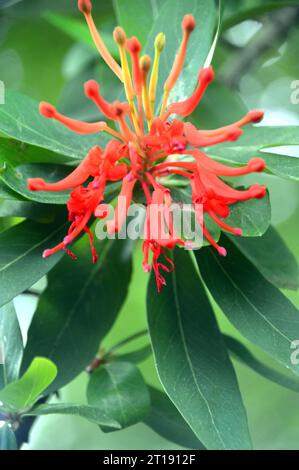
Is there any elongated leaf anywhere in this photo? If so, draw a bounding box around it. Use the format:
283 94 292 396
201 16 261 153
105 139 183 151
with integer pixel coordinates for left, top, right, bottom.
208 126 299 180
0 357 57 412
21 237 132 393
114 0 165 45
0 215 66 308
0 200 54 222
144 0 217 108
225 335 299 393
0 137 70 165
196 236 299 376
144 386 204 449
0 424 17 450
147 248 251 450
43 12 119 57
87 361 150 430
229 226 299 290
115 344 152 364
26 403 121 429
0 302 23 389
0 91 109 161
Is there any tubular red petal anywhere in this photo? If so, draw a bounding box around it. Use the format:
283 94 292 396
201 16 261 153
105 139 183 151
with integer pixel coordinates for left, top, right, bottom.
184 122 242 146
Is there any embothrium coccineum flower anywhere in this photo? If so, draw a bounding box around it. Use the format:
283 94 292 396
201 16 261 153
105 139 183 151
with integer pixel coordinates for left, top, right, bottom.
28 0 266 292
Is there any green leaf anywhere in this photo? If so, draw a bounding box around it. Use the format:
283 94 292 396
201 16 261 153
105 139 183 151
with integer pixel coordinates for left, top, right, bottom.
26 403 121 429
21 237 133 393
114 344 152 364
147 248 251 450
0 217 67 306
0 91 109 161
43 12 119 58
114 0 165 45
208 126 299 181
0 137 70 165
0 215 67 308
225 335 299 393
0 302 23 389
0 424 18 450
229 226 299 290
144 0 217 108
225 189 271 237
144 386 204 449
87 361 150 430
0 200 55 222
0 357 57 412
195 236 299 376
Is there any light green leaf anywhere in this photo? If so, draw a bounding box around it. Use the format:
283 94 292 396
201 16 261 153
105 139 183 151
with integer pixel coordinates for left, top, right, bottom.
196 236 299 376
147 248 251 449
87 361 150 430
0 424 18 450
0 357 57 411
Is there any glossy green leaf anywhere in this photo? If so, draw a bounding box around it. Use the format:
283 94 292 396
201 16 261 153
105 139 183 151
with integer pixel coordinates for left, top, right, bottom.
144 0 217 108
196 236 299 376
0 424 18 450
0 357 57 412
22 237 133 393
225 190 271 237
0 91 109 161
144 386 204 449
208 126 299 180
114 0 165 45
43 12 119 57
0 137 70 165
147 248 251 450
229 226 299 290
26 403 121 429
225 335 299 393
0 215 67 308
0 200 55 222
0 302 23 389
87 361 150 430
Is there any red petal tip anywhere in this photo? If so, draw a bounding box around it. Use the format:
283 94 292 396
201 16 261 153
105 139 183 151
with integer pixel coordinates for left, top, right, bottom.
39 102 56 118
78 0 92 14
198 66 214 84
42 249 52 258
249 184 267 199
249 158 266 172
218 247 227 257
248 110 264 123
234 228 243 236
84 79 99 98
143 263 151 273
126 36 142 54
27 178 46 191
226 126 243 141
182 14 196 33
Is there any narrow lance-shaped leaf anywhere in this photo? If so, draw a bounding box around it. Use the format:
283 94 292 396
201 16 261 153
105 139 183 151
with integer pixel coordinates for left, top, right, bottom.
0 214 67 308
87 361 151 430
144 386 205 449
196 236 299 376
228 226 299 290
0 357 57 412
147 248 251 450
0 302 23 389
21 237 133 393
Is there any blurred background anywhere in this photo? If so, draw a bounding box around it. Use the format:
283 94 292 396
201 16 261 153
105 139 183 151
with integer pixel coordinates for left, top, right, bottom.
1 0 299 449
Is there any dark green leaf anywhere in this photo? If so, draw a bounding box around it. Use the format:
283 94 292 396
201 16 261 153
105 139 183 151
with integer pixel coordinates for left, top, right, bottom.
208 126 299 180
144 386 204 449
0 200 55 222
26 403 121 429
196 236 299 376
0 424 18 450
147 248 251 449
115 344 152 364
22 237 133 393
0 302 23 389
87 361 150 430
225 335 299 393
0 357 57 412
229 226 299 290
0 137 70 165
0 215 67 308
0 91 109 161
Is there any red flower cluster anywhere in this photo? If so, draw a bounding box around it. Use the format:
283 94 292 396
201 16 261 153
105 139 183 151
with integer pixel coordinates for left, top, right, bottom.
28 0 266 291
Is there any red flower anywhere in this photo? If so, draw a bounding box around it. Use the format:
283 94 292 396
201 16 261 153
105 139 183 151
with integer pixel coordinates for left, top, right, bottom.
28 0 266 291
